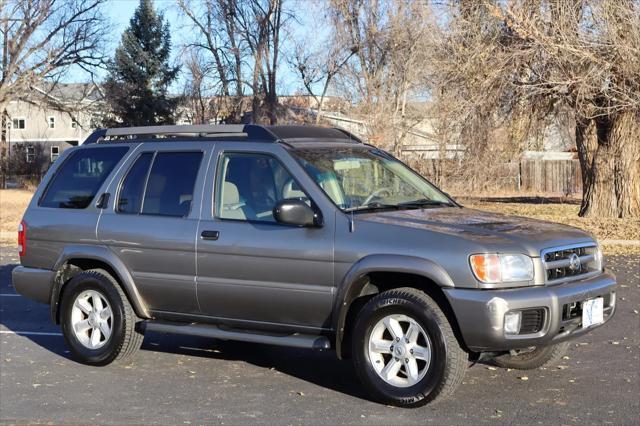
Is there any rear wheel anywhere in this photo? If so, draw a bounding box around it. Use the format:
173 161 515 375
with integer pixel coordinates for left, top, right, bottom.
60 269 144 365
351 288 467 407
492 341 570 370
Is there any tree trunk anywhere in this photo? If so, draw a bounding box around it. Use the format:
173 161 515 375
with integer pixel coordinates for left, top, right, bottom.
576 111 640 218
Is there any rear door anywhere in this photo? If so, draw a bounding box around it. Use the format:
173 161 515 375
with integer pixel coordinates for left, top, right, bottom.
195 143 336 331
23 145 132 270
98 141 212 315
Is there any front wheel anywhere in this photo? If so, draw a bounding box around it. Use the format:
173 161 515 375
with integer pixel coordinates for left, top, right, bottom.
351 288 468 407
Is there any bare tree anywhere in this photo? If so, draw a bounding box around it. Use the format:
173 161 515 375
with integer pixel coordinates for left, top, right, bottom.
178 0 245 123
182 51 213 124
326 0 432 155
0 0 107 184
233 0 286 124
428 0 640 218
179 0 289 124
289 33 356 123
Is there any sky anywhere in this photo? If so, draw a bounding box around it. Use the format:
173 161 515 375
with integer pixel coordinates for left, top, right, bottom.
68 0 323 96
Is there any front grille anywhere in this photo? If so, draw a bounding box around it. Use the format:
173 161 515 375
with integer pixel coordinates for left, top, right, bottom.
519 309 545 334
542 244 600 284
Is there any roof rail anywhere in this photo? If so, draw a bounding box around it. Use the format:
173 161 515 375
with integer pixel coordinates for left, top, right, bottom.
82 124 362 145
106 124 246 137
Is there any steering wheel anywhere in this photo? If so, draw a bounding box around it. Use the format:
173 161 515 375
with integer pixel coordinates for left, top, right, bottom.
361 187 393 206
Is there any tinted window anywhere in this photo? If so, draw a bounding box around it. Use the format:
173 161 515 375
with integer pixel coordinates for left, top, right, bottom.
216 153 309 222
117 153 153 214
141 152 203 217
40 147 128 209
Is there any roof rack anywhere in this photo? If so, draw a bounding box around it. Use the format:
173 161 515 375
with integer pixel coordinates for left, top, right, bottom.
82 124 363 145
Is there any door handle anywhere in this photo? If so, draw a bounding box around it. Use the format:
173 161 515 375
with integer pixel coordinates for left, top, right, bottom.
201 230 219 240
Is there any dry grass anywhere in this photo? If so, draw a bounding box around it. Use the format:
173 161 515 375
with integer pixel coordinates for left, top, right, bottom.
0 189 33 246
1 189 637 254
462 198 640 254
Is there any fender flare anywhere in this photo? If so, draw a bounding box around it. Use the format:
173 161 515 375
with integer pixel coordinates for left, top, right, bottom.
49 244 150 321
332 254 454 358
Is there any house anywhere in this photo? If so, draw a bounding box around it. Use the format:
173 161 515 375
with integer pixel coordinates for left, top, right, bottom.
4 83 105 164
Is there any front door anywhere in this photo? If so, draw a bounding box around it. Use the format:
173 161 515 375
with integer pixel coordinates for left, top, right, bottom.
98 142 210 315
196 145 335 330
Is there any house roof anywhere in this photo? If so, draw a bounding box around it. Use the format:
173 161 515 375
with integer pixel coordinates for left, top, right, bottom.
32 83 104 104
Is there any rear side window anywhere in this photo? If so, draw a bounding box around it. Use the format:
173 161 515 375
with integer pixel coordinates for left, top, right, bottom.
40 147 128 209
117 153 153 214
117 151 203 217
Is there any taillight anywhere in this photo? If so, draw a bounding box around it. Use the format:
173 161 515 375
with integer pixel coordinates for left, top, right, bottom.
18 220 26 257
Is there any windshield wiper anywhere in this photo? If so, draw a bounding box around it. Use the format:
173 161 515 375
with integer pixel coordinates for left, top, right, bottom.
344 202 399 213
396 199 454 209
345 199 454 213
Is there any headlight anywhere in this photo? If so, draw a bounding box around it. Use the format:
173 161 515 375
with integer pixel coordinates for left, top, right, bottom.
470 253 534 284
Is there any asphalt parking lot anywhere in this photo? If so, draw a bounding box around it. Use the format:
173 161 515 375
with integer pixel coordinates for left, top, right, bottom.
0 247 638 425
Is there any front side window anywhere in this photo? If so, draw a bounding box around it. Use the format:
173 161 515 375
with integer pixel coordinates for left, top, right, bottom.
40 147 129 209
216 153 309 222
117 151 202 217
292 147 452 212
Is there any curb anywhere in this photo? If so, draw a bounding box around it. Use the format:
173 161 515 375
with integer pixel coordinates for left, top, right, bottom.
600 239 640 247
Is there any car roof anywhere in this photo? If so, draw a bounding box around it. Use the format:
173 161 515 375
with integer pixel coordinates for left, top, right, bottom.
82 124 364 147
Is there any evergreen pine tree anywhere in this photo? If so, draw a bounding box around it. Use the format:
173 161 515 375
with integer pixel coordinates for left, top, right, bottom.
104 0 179 126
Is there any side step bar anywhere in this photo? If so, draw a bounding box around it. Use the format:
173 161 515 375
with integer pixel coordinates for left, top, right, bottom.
144 321 331 350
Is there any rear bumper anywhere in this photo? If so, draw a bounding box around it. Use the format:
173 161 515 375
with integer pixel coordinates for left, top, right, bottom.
444 272 617 352
12 266 54 304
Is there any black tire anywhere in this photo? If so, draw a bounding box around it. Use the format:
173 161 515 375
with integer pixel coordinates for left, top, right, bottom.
60 269 144 366
492 341 570 370
351 288 468 407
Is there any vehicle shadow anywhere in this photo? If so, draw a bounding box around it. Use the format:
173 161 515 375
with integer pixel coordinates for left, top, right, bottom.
0 263 71 358
141 332 371 401
0 261 369 401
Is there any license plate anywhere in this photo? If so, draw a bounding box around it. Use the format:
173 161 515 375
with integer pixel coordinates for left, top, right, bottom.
582 297 604 328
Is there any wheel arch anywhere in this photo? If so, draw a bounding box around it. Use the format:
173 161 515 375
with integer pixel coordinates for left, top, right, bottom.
50 245 150 323
333 255 465 359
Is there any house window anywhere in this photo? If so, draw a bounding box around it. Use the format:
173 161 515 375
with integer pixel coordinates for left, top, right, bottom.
71 119 78 129
51 146 60 162
48 116 56 129
26 145 35 163
12 118 25 130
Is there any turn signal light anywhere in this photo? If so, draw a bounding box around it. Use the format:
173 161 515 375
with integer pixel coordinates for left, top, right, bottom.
469 254 501 283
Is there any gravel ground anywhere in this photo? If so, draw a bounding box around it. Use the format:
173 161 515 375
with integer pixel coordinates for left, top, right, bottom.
0 247 638 425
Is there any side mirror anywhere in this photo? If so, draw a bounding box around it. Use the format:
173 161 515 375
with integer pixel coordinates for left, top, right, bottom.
273 199 321 227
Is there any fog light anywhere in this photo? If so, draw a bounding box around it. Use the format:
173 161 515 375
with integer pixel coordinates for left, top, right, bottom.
504 311 522 335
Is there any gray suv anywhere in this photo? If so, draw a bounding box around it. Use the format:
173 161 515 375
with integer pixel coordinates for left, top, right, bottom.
13 124 617 407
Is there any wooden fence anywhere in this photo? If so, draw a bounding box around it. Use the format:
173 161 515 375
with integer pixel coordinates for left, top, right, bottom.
519 159 582 194
402 156 583 195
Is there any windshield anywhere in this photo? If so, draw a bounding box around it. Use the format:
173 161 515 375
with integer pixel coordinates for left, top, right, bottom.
292 147 453 212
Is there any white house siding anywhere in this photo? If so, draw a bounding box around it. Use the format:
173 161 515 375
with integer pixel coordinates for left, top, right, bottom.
5 99 97 163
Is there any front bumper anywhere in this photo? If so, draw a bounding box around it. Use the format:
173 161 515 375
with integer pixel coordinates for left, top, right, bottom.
12 266 55 304
444 272 617 352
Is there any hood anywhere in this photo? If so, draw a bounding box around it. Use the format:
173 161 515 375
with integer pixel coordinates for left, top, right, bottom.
357 207 595 256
